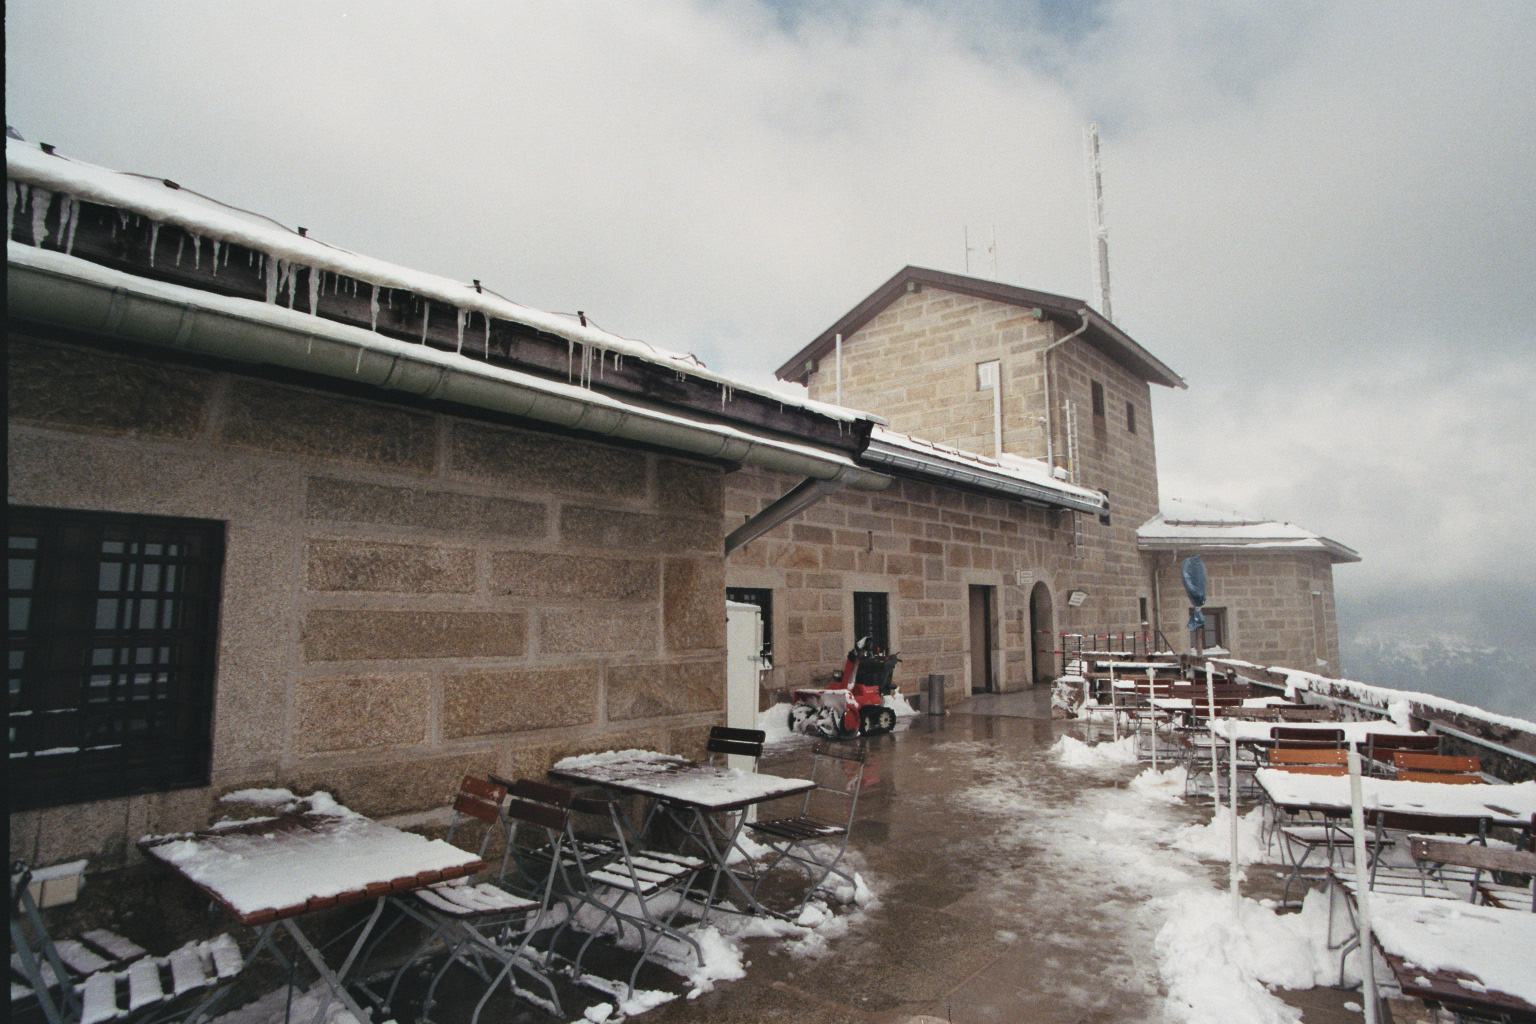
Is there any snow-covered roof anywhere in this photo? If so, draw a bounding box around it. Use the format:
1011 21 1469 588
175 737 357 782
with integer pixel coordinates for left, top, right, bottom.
863 428 1110 513
1138 496 1360 563
5 139 876 426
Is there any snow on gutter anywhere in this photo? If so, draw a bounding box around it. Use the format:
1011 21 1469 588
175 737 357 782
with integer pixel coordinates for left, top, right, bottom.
7 242 893 491
5 140 878 426
862 428 1108 514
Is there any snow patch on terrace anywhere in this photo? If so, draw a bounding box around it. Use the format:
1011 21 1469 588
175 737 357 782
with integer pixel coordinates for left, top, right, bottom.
954 730 1340 1022
1051 733 1139 767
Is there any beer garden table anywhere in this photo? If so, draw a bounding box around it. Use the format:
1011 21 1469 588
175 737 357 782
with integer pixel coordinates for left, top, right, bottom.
139 793 482 1024
549 750 815 918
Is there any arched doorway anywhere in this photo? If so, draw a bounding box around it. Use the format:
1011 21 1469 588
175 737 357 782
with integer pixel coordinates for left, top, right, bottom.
1029 581 1054 685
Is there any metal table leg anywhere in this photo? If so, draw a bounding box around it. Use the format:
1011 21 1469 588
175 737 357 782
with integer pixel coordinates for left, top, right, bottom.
280 898 388 1024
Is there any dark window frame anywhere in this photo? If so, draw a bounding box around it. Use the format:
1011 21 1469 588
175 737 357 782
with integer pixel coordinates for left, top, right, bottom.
726 586 773 661
1127 401 1137 434
852 591 891 654
8 506 225 812
1193 606 1228 649
1091 380 1106 418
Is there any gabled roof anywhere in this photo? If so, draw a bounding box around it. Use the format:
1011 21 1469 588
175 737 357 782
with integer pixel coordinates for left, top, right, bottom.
775 265 1187 390
1138 497 1360 564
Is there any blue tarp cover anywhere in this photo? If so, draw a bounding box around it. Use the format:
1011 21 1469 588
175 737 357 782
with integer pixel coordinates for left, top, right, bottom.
1182 556 1207 633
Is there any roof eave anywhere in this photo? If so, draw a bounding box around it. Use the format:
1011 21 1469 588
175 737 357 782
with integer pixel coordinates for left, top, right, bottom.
862 437 1109 514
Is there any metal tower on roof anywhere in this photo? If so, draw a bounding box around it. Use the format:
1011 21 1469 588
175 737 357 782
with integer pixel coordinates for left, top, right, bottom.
1084 122 1113 321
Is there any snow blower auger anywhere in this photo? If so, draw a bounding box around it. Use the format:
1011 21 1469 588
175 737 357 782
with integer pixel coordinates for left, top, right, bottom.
789 637 902 739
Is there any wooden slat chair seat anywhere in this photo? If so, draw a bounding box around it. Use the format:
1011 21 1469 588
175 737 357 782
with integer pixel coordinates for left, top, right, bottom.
1270 727 1346 750
747 740 867 915
412 879 539 918
1391 751 1482 784
77 936 243 1024
748 816 849 843
557 794 704 1002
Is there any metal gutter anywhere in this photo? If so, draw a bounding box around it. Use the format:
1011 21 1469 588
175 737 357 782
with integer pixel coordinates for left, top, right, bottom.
7 248 894 491
861 436 1109 514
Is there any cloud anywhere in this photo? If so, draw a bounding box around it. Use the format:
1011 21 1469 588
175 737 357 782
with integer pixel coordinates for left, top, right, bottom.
6 0 1534 667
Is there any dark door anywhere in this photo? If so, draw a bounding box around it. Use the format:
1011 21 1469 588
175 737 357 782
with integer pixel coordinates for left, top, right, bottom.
1029 581 1054 684
968 585 994 693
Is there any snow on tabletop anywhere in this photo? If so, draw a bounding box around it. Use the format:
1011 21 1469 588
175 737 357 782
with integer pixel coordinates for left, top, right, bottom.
7 141 875 426
620 765 812 809
140 794 478 917
552 749 689 772
1209 717 1417 743
1370 892 1536 1007
1254 770 1536 820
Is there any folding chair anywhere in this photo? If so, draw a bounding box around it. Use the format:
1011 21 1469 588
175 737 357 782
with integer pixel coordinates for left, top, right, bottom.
10 862 243 1024
1326 813 1489 984
747 740 866 915
558 794 704 1000
375 777 568 1023
1269 726 1344 750
1361 733 1439 775
1390 751 1482 784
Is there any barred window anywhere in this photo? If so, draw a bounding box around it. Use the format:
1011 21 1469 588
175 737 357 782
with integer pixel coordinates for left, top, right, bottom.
853 592 890 654
8 507 224 811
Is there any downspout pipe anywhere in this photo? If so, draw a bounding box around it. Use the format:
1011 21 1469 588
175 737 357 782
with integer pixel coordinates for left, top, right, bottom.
7 247 894 491
1042 308 1092 470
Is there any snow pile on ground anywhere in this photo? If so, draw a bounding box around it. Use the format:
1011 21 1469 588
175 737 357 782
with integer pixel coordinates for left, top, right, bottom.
1156 889 1353 1024
756 703 797 745
1168 806 1272 866
1051 733 1139 767
1128 765 1188 803
884 690 919 717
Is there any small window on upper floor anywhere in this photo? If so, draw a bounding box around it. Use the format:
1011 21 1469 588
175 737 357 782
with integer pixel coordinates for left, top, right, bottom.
1091 380 1106 417
1127 401 1137 434
976 360 999 391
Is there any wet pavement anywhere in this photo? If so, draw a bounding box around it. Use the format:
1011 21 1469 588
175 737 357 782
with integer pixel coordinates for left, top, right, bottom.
377 687 1370 1023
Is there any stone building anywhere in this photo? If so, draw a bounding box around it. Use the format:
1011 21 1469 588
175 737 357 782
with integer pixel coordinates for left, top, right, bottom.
6 144 1355 866
6 141 895 865
734 266 1357 696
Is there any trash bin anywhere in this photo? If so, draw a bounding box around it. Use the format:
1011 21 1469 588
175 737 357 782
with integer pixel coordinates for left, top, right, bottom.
925 674 946 716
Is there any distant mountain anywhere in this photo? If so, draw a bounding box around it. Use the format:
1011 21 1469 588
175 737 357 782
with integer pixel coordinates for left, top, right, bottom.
1341 633 1535 722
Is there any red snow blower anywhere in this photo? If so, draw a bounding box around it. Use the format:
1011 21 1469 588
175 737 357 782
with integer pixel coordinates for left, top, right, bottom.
789 637 901 738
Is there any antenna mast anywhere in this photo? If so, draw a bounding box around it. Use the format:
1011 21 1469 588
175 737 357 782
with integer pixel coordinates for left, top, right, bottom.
1084 123 1113 320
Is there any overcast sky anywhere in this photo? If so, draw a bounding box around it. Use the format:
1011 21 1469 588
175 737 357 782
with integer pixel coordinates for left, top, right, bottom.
7 2 1534 689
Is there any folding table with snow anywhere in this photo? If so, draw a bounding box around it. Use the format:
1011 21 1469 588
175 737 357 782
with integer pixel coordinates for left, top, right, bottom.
549 749 814 920
10 862 243 1024
746 739 867 916
138 791 482 1024
1360 891 1536 1021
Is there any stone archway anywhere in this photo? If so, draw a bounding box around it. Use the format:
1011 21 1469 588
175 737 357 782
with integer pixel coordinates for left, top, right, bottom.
1029 581 1055 685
